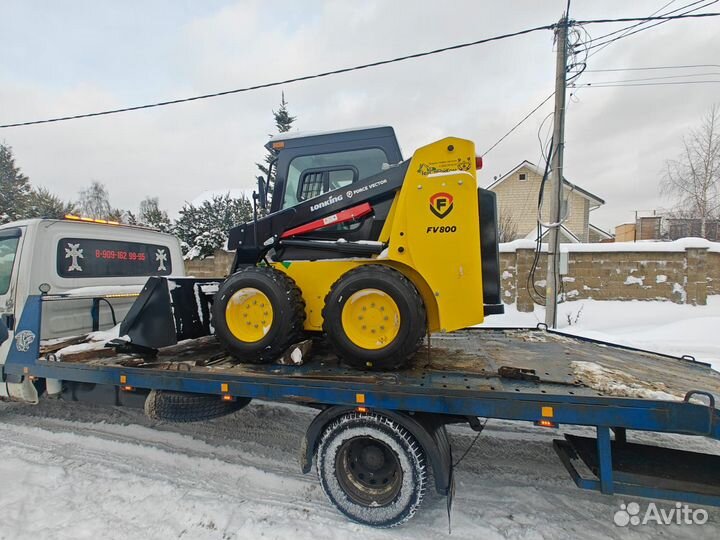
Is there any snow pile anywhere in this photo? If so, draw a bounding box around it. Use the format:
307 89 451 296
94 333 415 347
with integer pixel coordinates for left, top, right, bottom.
55 325 124 358
571 361 680 401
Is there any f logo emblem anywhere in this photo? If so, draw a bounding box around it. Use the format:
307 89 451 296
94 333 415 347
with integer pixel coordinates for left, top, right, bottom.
429 192 454 219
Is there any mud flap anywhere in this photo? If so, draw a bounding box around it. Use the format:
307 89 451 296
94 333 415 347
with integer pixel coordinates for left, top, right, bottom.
7 378 39 404
119 276 223 350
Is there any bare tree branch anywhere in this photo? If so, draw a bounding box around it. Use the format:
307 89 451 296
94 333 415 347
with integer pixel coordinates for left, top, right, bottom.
660 104 720 238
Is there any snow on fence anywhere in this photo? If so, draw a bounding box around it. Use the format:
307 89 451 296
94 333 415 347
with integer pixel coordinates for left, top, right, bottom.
183 239 720 313
500 238 720 312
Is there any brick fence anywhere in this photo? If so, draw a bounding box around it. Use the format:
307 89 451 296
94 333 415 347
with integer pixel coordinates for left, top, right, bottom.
501 239 720 312
184 239 720 313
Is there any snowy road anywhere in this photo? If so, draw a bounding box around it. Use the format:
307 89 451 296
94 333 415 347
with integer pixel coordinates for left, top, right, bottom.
1 399 718 539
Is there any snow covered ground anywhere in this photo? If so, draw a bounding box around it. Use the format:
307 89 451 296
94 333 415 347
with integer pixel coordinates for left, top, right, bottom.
1 399 719 540
483 297 720 371
0 298 718 539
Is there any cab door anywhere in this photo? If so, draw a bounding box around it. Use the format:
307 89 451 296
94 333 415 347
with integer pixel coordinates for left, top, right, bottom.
0 227 24 342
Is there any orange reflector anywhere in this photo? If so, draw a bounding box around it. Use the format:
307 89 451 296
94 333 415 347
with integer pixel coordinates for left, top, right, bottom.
221 383 229 393
120 385 134 392
356 406 368 413
541 406 554 418
535 419 559 428
272 141 285 150
355 393 365 404
120 375 127 384
222 395 235 402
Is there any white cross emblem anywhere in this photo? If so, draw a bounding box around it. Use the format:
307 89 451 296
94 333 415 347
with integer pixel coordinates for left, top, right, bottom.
65 243 84 272
155 248 168 271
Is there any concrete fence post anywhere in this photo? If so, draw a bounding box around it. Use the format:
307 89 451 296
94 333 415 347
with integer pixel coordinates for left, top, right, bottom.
516 248 538 313
685 247 708 306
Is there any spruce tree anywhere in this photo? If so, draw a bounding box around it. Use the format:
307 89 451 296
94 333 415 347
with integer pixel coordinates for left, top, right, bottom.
256 92 296 208
0 144 32 224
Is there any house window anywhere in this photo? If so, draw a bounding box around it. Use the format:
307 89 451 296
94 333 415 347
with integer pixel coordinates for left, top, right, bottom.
519 173 527 181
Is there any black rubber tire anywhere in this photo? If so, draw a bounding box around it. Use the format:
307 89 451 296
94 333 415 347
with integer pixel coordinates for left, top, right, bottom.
213 266 306 364
322 265 426 370
316 412 428 528
144 390 251 423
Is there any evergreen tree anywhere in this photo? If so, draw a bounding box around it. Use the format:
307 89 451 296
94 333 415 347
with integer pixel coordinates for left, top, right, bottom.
138 196 172 232
25 187 76 219
0 144 32 224
256 92 297 208
174 193 253 259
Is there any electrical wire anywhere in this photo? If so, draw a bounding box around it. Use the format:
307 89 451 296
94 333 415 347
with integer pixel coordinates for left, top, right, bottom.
480 93 554 157
527 138 554 304
452 419 488 467
581 0 679 44
585 63 720 72
573 11 720 24
571 80 720 87
579 1 719 54
568 1 714 109
575 72 720 83
0 23 555 129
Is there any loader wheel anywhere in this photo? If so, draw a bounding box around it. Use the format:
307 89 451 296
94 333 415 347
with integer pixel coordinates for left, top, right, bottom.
322 265 426 370
213 266 305 363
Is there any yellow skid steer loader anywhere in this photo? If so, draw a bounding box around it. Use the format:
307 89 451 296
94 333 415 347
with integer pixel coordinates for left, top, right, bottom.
120 127 502 370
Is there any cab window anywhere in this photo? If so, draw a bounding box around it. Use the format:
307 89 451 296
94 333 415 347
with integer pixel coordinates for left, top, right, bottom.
0 235 20 295
283 148 388 209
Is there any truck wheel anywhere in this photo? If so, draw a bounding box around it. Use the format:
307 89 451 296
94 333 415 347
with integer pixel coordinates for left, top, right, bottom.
213 266 306 363
322 265 426 370
316 412 427 528
144 390 250 422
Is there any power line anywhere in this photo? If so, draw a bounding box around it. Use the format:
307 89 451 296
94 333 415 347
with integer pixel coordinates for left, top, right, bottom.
573 11 720 24
581 72 720 83
0 23 555 129
586 63 720 72
582 0 680 46
580 1 718 54
571 79 720 87
480 93 554 157
567 1 715 100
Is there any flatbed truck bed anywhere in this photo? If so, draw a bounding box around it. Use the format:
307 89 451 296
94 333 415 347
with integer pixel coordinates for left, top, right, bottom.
3 294 720 527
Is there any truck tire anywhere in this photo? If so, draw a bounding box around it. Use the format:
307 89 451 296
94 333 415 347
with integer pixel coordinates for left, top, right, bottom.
316 412 428 528
144 390 250 423
322 265 426 370
213 266 306 363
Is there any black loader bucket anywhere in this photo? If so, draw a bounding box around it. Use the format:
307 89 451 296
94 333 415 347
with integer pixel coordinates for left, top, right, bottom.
119 276 223 350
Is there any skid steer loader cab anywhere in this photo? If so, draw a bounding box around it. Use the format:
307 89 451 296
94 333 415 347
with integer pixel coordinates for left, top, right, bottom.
123 126 502 370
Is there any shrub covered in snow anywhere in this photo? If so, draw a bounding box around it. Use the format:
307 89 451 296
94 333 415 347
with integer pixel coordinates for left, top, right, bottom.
175 193 252 260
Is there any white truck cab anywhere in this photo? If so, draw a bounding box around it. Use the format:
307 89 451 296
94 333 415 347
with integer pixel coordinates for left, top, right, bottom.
0 217 184 399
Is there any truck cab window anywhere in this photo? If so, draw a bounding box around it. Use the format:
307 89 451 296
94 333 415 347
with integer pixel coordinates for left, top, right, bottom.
0 236 20 295
283 148 388 209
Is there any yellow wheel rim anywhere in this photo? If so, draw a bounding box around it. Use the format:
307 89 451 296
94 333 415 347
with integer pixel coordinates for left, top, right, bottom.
341 289 400 350
225 288 274 343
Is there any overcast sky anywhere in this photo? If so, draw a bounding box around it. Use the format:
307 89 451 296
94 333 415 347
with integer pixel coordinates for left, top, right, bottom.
1 0 718 232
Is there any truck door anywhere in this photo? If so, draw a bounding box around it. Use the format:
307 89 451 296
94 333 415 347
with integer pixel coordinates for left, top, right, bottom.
0 227 25 377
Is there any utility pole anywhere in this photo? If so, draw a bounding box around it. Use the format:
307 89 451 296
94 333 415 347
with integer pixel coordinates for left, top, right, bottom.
544 13 569 328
